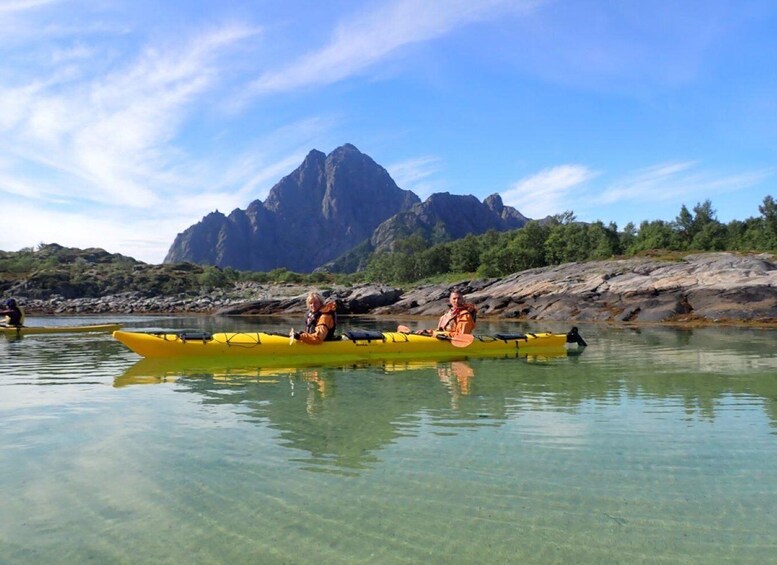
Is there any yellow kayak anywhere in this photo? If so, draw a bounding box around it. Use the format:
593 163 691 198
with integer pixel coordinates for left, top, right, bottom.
113 328 585 364
1 323 122 336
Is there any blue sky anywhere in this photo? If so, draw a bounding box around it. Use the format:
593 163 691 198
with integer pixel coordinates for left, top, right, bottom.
1 0 775 264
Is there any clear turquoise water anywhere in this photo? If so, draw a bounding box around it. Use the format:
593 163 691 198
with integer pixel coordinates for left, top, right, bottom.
1 316 776 563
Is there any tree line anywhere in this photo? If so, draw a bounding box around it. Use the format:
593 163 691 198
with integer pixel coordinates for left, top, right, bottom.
3 196 776 295
363 196 777 284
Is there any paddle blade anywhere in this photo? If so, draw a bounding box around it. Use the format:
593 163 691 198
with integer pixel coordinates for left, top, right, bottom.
289 328 295 345
450 333 475 348
397 325 411 333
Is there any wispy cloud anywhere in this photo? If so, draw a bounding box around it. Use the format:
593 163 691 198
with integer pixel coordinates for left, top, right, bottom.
598 161 772 205
0 0 59 15
184 152 307 216
50 42 97 64
247 0 542 96
202 115 337 205
501 164 598 218
387 155 444 198
0 23 259 209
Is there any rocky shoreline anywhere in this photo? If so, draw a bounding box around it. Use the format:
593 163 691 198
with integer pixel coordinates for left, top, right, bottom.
17 253 777 326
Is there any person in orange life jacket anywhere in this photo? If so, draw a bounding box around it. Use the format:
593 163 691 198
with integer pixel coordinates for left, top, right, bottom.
291 292 338 345
416 290 477 337
0 298 24 327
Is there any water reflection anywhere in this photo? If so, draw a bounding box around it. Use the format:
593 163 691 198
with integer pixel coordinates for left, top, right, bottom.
110 326 777 477
113 351 580 474
8 318 776 478
5 318 777 564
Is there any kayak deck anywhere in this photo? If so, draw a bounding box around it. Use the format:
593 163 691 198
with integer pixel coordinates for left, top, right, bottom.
113 328 584 364
1 323 122 335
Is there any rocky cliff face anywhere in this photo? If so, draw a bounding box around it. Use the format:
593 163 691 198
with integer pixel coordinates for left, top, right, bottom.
370 192 528 251
165 144 532 272
164 144 420 272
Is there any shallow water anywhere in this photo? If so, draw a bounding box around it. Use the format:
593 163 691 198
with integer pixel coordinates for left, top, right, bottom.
1 316 776 563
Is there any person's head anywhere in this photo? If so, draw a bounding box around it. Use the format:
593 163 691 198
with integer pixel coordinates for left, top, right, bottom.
6 298 16 308
306 292 324 312
449 291 463 307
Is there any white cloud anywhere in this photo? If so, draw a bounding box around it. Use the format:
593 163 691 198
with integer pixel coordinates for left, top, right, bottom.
0 23 259 209
501 164 598 218
224 116 339 201
232 154 306 202
0 0 58 14
164 152 305 220
500 161 773 225
50 42 97 64
598 161 772 205
247 0 542 96
387 155 444 198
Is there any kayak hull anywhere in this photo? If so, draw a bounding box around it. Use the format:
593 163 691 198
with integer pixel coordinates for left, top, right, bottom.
1 323 122 335
113 329 575 365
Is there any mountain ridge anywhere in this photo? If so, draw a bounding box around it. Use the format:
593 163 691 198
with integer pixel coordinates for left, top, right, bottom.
165 144 530 272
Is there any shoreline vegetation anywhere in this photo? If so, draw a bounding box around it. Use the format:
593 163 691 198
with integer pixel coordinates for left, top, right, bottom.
6 251 777 328
4 196 777 328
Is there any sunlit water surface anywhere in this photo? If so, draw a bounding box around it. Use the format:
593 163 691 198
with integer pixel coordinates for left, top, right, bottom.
1 316 776 563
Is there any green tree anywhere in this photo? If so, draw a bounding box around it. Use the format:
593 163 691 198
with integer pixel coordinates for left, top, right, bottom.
476 246 507 277
475 232 512 277
416 245 451 279
587 221 622 259
449 234 481 273
627 220 683 254
758 195 777 248
480 229 503 249
691 221 727 251
394 232 428 255
364 252 395 282
620 222 637 253
198 265 229 289
500 221 549 272
545 223 590 264
675 205 694 243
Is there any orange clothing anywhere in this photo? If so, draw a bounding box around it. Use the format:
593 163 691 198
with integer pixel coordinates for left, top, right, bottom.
299 302 337 345
436 303 477 336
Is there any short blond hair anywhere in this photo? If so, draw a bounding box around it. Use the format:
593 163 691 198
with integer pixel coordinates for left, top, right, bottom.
306 292 324 307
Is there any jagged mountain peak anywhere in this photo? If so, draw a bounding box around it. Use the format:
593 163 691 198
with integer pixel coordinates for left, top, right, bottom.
165 144 532 272
165 144 419 271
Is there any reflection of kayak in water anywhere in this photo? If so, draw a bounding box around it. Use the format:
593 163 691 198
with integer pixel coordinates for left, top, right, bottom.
114 357 303 387
114 344 583 388
113 328 586 363
1 323 121 336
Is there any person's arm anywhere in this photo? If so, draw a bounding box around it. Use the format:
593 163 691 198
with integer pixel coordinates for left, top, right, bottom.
299 314 333 345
